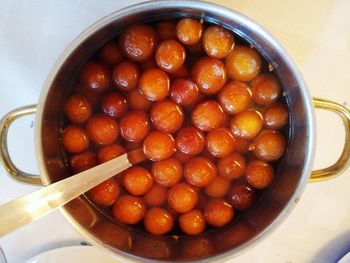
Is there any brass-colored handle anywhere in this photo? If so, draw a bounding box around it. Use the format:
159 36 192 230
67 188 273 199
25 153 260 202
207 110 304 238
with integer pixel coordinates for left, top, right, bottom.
0 105 42 186
310 97 350 182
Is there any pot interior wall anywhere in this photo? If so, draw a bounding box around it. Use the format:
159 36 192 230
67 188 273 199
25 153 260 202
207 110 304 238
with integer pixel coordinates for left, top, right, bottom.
39 2 313 261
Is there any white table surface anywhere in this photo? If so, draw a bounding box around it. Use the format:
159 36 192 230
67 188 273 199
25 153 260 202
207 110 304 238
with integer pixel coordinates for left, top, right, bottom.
1 0 350 262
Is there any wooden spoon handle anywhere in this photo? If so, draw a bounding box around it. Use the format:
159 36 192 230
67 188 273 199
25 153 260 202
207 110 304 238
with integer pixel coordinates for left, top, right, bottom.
0 152 134 237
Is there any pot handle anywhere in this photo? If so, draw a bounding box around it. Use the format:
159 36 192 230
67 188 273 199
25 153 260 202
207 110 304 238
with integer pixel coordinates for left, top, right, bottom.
310 97 350 182
0 105 43 186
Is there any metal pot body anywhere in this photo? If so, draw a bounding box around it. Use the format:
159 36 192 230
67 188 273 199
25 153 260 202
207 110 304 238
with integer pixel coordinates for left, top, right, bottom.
34 1 315 261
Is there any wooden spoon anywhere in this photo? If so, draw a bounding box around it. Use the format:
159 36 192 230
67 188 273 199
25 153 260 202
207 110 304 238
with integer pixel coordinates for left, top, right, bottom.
0 148 145 237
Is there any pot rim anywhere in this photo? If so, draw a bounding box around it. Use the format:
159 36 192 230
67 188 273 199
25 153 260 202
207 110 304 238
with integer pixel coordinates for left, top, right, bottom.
35 0 316 262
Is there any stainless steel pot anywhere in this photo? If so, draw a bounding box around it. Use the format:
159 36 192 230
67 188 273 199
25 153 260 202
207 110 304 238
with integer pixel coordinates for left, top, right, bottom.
1 0 350 262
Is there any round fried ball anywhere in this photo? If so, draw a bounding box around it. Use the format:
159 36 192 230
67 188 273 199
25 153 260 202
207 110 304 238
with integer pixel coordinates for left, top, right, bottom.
170 79 199 106
112 195 146 224
80 62 111 92
152 157 183 187
119 111 150 142
252 129 286 161
101 92 127 118
192 100 225 132
139 68 170 101
230 110 263 140
64 94 92 124
144 207 174 235
225 45 261 81
179 209 206 235
150 99 184 133
86 114 119 145
227 184 256 211
175 127 205 156
89 178 120 206
176 18 202 45
192 57 227 95
206 127 236 158
184 157 217 188
112 60 139 91
263 102 289 129
203 25 234 58
156 40 185 73
251 73 281 106
120 24 157 62
143 130 176 161
62 125 89 153
218 80 252 115
167 183 198 213
217 152 246 180
204 199 234 227
246 159 275 189
122 166 153 196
